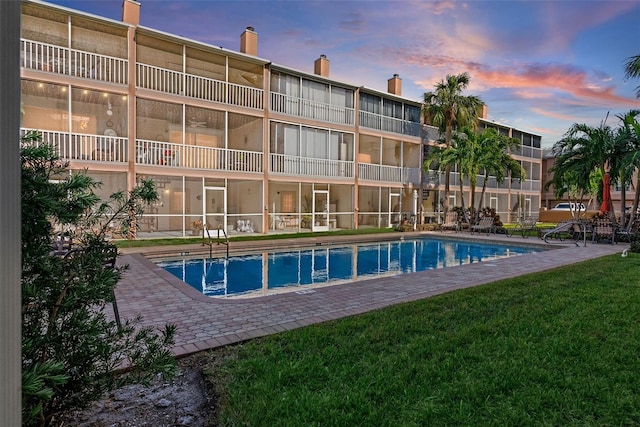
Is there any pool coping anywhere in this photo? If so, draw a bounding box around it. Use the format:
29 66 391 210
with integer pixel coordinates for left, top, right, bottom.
114 232 625 357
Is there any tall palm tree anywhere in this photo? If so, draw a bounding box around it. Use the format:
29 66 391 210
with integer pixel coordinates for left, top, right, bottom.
624 54 640 99
422 73 483 213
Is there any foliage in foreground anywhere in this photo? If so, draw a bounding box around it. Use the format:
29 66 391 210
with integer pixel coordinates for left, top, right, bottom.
207 254 640 426
21 136 176 427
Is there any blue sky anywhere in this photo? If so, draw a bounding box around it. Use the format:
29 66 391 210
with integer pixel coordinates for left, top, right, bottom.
47 0 640 147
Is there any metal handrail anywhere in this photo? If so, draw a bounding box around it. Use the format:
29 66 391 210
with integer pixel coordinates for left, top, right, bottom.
202 224 229 258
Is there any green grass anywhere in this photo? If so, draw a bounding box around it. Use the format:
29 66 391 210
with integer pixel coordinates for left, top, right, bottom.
205 254 640 426
115 227 396 248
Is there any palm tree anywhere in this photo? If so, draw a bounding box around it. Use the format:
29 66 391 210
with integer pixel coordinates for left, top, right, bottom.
624 54 640 99
426 127 524 224
549 122 615 219
422 73 483 213
618 110 640 226
474 130 525 223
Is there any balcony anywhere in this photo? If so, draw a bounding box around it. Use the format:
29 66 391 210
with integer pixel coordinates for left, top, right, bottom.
21 39 128 85
21 128 128 163
270 154 354 178
135 140 262 173
359 111 421 137
270 93 355 126
136 63 263 110
358 163 403 183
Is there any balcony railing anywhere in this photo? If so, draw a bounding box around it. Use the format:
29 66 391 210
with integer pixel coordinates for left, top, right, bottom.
358 163 403 183
21 128 128 163
135 140 262 173
21 39 128 85
359 111 421 137
270 154 354 178
136 63 264 110
270 93 355 125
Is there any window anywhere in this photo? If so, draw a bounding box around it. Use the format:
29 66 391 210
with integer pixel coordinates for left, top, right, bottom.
330 86 354 108
383 99 402 119
270 72 299 97
302 79 329 103
405 105 420 123
359 93 381 114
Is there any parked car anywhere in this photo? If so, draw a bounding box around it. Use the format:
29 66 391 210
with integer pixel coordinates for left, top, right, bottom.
551 202 586 211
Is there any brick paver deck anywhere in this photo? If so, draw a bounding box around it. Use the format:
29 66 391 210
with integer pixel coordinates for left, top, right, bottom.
115 232 624 357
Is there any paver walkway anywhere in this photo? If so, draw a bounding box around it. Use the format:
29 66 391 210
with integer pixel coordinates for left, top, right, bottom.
115 232 624 356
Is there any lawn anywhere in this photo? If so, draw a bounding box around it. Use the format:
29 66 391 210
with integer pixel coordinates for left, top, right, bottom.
204 254 640 426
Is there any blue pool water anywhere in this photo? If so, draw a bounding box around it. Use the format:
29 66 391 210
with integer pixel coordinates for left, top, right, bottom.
157 237 542 298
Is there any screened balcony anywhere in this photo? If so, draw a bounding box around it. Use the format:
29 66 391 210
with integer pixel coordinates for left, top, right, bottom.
21 39 128 85
135 140 263 173
21 128 128 163
270 92 355 126
136 63 263 110
269 154 354 179
359 110 421 137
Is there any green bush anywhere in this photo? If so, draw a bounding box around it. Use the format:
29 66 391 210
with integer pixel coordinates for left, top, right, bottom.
21 133 176 427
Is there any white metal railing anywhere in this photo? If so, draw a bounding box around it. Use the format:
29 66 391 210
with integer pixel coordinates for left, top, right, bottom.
21 128 128 163
136 63 183 95
185 73 226 103
136 63 264 110
135 139 262 172
270 154 354 178
358 163 403 183
270 93 355 125
21 39 128 85
359 111 421 137
228 82 263 110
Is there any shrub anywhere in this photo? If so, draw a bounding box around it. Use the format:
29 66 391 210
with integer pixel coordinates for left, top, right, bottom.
21 133 177 427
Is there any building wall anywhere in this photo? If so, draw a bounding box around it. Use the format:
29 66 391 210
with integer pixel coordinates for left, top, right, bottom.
20 0 542 237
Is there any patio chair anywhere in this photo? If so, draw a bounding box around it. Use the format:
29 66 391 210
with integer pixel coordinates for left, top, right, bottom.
507 216 539 238
51 233 72 256
615 217 639 243
592 217 616 244
441 211 460 232
470 216 495 235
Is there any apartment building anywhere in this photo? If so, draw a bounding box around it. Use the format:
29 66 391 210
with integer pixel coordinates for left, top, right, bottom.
20 0 542 238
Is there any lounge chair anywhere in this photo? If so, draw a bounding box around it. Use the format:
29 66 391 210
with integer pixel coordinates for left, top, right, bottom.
507 216 538 238
471 216 495 235
592 217 616 244
441 211 460 232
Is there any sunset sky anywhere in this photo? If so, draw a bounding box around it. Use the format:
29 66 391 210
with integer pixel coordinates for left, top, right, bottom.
48 0 640 147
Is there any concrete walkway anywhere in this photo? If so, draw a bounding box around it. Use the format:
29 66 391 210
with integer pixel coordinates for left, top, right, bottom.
114 232 624 357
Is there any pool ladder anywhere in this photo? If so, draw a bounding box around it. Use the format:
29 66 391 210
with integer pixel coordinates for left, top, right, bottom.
202 224 229 258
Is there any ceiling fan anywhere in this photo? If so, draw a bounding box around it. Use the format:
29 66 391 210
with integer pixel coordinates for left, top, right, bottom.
188 118 206 128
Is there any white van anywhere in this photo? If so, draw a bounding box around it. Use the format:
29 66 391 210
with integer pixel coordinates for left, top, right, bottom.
551 202 586 211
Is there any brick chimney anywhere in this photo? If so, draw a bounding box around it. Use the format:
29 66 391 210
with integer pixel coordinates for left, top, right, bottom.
314 54 329 77
121 0 140 26
240 26 258 56
387 74 402 96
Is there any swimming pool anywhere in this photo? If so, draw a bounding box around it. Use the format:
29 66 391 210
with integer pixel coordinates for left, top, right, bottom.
156 237 543 298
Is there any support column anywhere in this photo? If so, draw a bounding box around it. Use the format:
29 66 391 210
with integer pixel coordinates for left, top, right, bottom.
0 1 22 425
